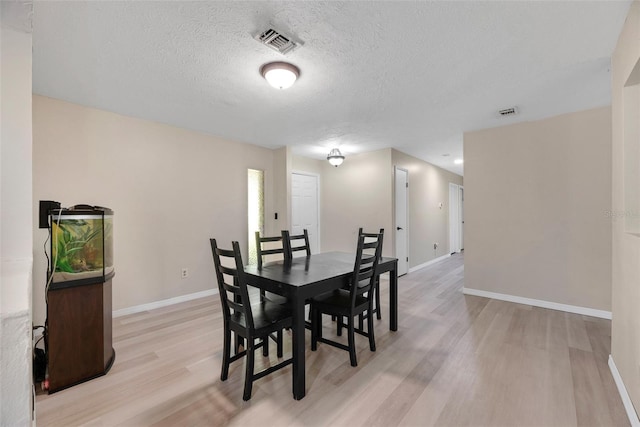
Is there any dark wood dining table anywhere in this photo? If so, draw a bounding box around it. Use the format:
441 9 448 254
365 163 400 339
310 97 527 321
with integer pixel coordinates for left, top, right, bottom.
244 251 398 400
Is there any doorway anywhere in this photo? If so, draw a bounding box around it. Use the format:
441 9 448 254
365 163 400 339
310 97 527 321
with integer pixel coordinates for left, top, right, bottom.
395 167 408 275
291 172 319 254
449 183 464 254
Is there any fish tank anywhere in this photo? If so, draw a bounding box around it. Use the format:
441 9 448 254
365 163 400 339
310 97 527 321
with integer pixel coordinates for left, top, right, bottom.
49 205 114 286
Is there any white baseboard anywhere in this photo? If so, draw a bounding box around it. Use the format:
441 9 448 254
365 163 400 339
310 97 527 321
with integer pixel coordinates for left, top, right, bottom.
112 289 217 318
462 287 612 319
408 254 451 274
609 355 640 427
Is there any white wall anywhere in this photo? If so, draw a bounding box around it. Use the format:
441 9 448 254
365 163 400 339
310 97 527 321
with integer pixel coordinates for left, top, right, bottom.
32 96 279 324
464 107 612 312
611 0 640 415
1 1 34 424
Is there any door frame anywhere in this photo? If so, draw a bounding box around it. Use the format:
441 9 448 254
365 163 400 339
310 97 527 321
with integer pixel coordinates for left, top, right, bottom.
291 171 321 253
459 185 464 251
449 182 463 254
394 166 409 275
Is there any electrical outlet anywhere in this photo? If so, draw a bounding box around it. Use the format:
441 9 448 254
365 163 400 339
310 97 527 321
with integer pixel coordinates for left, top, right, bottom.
181 268 188 279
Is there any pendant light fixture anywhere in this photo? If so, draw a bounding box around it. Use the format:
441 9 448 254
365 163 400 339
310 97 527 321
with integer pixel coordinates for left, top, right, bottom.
327 148 345 167
260 62 300 89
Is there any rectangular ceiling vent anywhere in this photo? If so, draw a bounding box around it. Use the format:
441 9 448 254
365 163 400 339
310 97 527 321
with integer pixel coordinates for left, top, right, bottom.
255 28 299 55
498 107 519 117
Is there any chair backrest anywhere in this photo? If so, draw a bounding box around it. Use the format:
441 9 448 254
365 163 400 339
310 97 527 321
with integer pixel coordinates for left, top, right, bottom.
255 231 286 269
351 230 384 307
359 227 385 244
282 229 311 260
210 239 255 330
359 227 385 259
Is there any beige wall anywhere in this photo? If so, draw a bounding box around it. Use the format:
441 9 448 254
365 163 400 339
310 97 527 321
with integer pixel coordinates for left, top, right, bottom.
392 150 463 268
319 149 394 257
32 96 279 324
611 0 640 414
1 2 34 424
270 146 291 235
292 154 324 177
464 107 612 311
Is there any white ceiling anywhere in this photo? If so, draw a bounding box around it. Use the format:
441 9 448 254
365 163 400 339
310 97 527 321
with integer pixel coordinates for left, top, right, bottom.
32 1 632 176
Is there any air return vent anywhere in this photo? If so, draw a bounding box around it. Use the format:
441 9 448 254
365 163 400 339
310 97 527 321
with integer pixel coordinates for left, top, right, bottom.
255 27 299 55
498 107 519 117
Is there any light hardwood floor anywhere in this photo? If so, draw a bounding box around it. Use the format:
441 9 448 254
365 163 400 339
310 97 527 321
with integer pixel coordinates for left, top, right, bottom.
36 254 628 426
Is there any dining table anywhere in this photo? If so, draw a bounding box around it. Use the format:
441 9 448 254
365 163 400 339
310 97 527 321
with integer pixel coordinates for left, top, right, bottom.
243 251 398 400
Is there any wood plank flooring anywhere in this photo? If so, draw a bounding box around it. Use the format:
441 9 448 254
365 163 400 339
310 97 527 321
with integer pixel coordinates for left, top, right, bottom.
36 254 628 426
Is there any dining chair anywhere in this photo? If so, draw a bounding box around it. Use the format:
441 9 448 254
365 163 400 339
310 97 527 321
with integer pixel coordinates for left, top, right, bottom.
282 229 311 260
358 227 384 321
333 228 384 329
254 231 289 355
210 239 293 401
310 230 384 367
255 231 286 270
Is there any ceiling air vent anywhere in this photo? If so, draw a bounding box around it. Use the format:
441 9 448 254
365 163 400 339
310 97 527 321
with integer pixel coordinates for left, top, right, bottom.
255 27 299 55
498 107 519 117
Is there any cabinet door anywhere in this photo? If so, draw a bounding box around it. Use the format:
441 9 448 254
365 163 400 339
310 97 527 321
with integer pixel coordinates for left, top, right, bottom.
47 283 105 392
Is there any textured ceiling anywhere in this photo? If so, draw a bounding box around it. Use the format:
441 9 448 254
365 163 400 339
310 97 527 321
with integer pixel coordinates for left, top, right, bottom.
32 1 632 176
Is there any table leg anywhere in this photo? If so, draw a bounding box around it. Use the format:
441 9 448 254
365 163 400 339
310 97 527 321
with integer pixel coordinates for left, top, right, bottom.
292 296 306 399
390 263 398 331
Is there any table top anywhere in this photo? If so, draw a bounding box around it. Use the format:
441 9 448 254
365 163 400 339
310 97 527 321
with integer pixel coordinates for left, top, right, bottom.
244 251 397 288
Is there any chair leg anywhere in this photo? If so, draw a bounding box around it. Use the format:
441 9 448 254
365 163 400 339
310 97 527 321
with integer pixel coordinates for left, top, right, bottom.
311 307 318 351
358 312 364 331
262 337 269 357
348 316 357 367
243 338 255 401
337 316 343 336
368 308 376 352
375 279 382 320
221 327 231 381
277 330 283 358
317 309 323 340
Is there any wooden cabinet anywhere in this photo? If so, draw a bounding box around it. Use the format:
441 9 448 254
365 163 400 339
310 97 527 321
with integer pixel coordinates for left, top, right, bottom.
46 278 115 393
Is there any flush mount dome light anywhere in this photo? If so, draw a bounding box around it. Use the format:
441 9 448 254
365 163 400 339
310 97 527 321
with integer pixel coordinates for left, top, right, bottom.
327 148 345 167
260 62 300 89
454 159 464 165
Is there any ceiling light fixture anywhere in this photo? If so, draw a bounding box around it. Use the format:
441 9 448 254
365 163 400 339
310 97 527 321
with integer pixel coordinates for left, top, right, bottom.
327 148 345 167
260 62 300 89
454 159 464 165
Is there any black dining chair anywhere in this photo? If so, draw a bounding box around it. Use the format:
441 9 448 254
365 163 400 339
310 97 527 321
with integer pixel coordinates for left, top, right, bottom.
210 239 293 401
255 231 286 270
282 229 315 328
358 228 384 321
282 229 311 260
254 231 289 356
333 228 384 329
310 230 384 367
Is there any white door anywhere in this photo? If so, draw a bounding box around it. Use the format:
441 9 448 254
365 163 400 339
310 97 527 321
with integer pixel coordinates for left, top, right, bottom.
291 173 319 254
449 183 461 254
395 167 408 275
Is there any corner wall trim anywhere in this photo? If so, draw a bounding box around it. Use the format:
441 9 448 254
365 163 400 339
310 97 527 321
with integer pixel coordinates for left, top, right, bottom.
609 355 640 427
112 289 218 318
408 254 451 274
461 287 612 319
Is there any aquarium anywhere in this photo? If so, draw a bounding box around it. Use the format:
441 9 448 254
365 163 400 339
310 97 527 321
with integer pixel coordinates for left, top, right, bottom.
50 206 114 285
